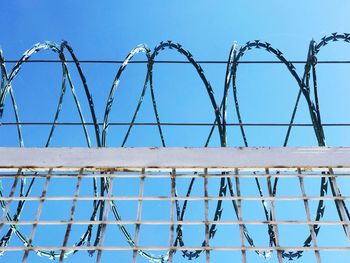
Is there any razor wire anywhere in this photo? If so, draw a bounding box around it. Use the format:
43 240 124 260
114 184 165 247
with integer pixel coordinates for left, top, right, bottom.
0 33 350 262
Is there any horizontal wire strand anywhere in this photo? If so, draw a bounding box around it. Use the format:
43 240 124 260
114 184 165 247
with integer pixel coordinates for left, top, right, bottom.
0 196 349 201
3 122 350 126
0 172 349 178
2 60 350 64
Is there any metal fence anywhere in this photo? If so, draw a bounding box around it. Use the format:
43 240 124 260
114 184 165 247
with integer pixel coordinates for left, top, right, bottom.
0 147 349 263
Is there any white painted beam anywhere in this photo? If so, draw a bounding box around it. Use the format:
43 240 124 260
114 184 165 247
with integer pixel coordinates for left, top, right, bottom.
0 147 349 171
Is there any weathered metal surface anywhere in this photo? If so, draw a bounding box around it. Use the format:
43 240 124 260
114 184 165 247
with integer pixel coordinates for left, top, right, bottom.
0 147 350 170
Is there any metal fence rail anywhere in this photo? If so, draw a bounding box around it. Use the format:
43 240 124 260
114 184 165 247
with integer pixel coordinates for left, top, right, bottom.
0 147 349 263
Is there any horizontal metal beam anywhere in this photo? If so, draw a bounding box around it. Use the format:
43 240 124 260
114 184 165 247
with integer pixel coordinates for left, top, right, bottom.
0 147 350 170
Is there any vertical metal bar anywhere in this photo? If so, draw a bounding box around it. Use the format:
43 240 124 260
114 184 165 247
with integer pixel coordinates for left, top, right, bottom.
204 168 210 263
168 168 176 263
328 168 350 243
0 169 21 233
0 169 21 258
298 168 321 263
96 176 113 263
266 168 283 263
132 169 145 263
22 169 52 263
234 168 246 263
59 169 83 262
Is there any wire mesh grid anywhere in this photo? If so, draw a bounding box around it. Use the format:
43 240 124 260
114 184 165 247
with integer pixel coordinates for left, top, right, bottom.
0 148 350 263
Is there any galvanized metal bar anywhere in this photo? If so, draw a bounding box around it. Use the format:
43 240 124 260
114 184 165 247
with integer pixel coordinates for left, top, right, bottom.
59 169 83 262
328 168 350 244
0 169 21 234
132 169 145 263
266 168 283 263
96 177 113 263
22 168 52 262
2 172 350 179
298 168 321 263
204 168 210 263
1 195 350 201
1 147 350 170
235 169 246 263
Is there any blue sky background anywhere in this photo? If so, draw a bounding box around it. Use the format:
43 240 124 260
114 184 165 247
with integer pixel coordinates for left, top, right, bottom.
1 0 350 262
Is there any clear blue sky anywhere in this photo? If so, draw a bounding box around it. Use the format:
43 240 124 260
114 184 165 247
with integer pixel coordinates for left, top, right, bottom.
1 1 350 262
